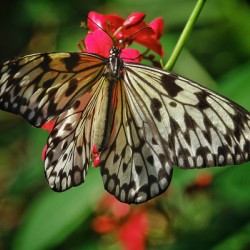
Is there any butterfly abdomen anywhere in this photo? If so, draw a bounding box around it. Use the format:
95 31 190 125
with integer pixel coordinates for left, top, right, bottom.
93 78 116 151
93 47 124 151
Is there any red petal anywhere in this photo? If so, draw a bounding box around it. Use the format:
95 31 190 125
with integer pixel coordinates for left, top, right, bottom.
110 199 131 219
121 48 141 63
88 11 105 31
93 156 100 167
41 145 47 161
92 215 116 234
105 14 124 32
118 210 149 250
98 194 131 218
123 12 145 28
85 29 113 57
92 145 98 154
136 36 164 57
88 12 124 34
149 17 164 39
195 172 213 187
122 23 154 40
41 120 56 132
85 12 164 58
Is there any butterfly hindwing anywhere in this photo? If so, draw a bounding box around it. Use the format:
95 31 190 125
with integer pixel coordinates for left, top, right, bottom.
100 77 173 204
44 76 107 191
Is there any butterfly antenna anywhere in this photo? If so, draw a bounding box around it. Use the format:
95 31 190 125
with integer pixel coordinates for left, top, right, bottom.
120 26 152 46
85 15 115 44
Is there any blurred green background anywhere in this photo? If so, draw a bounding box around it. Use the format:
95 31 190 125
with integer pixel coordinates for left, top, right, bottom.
1 0 250 249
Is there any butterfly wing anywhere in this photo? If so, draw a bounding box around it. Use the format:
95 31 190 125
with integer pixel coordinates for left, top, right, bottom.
100 63 250 204
0 52 106 127
44 80 103 191
0 52 109 191
100 77 174 204
125 64 250 168
125 63 250 168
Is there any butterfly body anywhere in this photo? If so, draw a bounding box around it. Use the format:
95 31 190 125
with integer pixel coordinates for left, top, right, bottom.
1 48 250 204
93 47 124 152
92 74 115 152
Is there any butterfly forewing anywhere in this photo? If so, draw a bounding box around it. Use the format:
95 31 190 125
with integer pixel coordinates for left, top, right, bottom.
124 63 250 168
0 52 106 127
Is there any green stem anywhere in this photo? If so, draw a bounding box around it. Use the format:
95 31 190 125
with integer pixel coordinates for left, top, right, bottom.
163 0 206 71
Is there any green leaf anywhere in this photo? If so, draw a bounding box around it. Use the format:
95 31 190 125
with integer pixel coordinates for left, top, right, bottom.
213 223 250 250
12 170 104 250
211 162 250 210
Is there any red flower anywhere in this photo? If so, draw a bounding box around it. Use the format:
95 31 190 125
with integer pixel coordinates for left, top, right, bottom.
84 29 140 62
79 11 164 61
96 193 131 218
195 172 213 187
149 17 164 39
42 11 165 168
92 194 149 250
41 120 55 132
91 145 100 167
41 145 48 161
118 210 149 250
123 12 146 28
92 215 116 234
41 120 55 160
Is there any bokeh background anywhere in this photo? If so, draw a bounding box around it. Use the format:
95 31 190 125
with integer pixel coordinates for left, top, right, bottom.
1 0 250 249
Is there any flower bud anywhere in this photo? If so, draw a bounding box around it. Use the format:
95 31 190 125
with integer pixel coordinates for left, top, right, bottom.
123 12 145 28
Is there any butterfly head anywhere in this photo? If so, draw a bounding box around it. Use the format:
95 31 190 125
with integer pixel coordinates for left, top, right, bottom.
110 46 122 57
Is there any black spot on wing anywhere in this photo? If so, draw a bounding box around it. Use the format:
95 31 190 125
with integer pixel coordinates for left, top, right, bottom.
152 138 157 145
147 155 154 165
196 91 210 110
50 128 58 137
158 153 167 165
161 74 183 97
64 123 72 131
63 154 68 162
21 97 28 106
113 154 119 163
65 78 78 97
47 150 54 161
47 98 57 115
151 98 162 122
40 54 52 71
43 78 55 88
61 53 80 71
76 146 82 154
135 165 143 175
73 100 81 109
170 101 177 107
62 141 68 150
122 163 128 173
52 137 61 147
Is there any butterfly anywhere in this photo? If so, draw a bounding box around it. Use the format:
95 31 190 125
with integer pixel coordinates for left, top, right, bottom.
1 41 250 204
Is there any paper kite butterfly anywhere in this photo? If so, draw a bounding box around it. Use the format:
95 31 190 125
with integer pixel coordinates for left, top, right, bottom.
0 29 250 204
